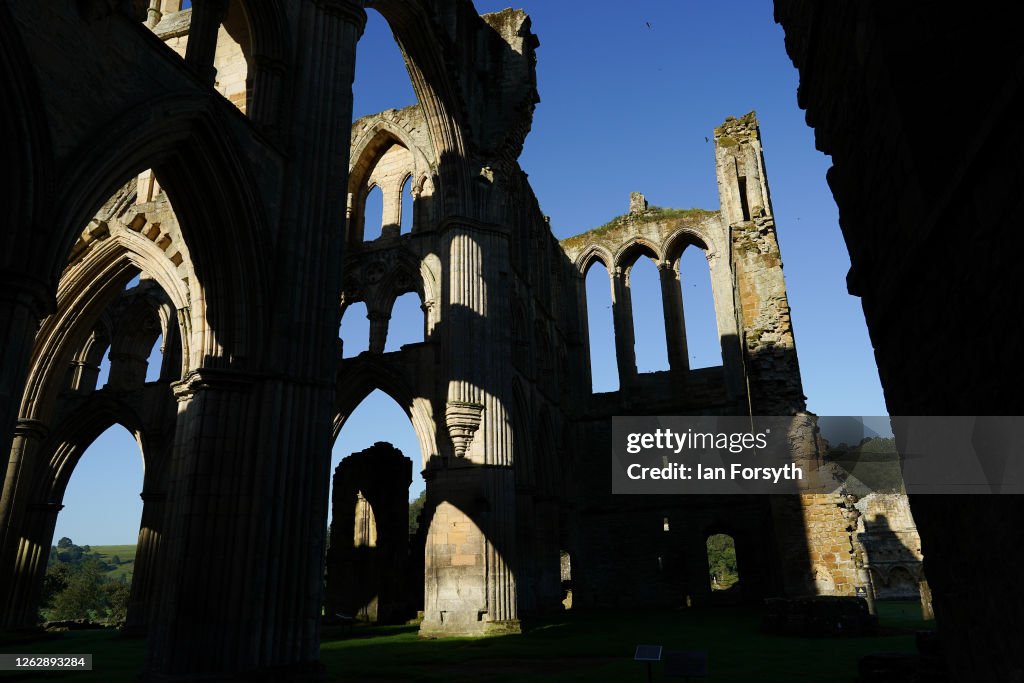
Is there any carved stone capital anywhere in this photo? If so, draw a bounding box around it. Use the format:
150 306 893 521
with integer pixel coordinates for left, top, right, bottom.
14 419 50 442
445 401 484 458
313 0 367 32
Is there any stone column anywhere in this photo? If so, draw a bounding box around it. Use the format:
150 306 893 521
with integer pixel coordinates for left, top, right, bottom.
658 261 689 375
68 360 101 394
107 351 149 390
184 0 229 87
422 220 519 636
610 267 637 392
367 310 389 354
124 490 166 635
145 0 162 27
0 419 49 629
5 501 62 628
0 278 51 459
146 1 366 677
248 55 287 134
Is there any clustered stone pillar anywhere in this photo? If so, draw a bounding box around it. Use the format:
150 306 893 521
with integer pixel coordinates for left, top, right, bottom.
0 418 49 629
422 221 519 636
145 1 367 678
0 280 51 460
325 443 412 624
124 489 166 635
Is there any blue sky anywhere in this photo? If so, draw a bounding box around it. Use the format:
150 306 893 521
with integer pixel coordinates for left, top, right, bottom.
55 1 886 546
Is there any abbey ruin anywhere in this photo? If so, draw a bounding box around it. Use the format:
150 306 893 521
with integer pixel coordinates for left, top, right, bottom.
0 0 1011 681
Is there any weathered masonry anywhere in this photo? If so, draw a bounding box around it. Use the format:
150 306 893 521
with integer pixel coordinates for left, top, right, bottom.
0 1 931 680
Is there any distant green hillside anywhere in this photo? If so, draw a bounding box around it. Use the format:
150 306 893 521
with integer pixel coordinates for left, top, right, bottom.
87 545 137 582
49 539 136 582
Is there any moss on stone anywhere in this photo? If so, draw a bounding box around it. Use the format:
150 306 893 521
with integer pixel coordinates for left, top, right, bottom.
559 206 718 250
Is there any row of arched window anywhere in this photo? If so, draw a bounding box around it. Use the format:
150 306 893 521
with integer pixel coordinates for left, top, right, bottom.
362 176 416 240
339 293 425 358
585 247 722 393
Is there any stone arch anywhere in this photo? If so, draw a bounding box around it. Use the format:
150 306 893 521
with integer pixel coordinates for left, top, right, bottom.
333 358 438 469
21 238 190 423
574 244 614 277
36 394 150 507
581 257 618 393
705 531 740 591
663 227 716 264
348 120 435 244
46 94 270 369
6 393 168 631
399 172 415 233
614 238 663 271
365 1 471 210
68 319 113 394
374 255 427 315
342 250 441 340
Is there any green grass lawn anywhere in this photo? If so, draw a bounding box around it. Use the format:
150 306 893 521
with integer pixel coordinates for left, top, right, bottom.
0 602 931 682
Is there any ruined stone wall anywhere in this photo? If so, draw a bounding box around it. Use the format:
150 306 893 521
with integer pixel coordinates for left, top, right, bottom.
554 115 861 609
857 494 923 600
326 443 413 624
152 7 249 113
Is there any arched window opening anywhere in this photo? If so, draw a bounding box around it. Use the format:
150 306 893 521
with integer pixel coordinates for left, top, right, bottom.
400 176 414 234
331 390 423 509
71 331 110 394
629 257 670 373
679 247 722 368
352 11 416 120
144 334 164 383
706 533 738 591
213 1 252 114
327 390 424 624
46 425 142 624
339 302 370 358
363 186 384 241
385 293 424 352
96 352 112 390
585 262 618 393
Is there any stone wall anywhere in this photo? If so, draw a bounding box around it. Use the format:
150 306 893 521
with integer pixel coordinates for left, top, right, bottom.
325 442 414 624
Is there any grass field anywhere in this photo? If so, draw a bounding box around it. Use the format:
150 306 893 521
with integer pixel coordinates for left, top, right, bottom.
84 546 136 582
0 602 931 682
